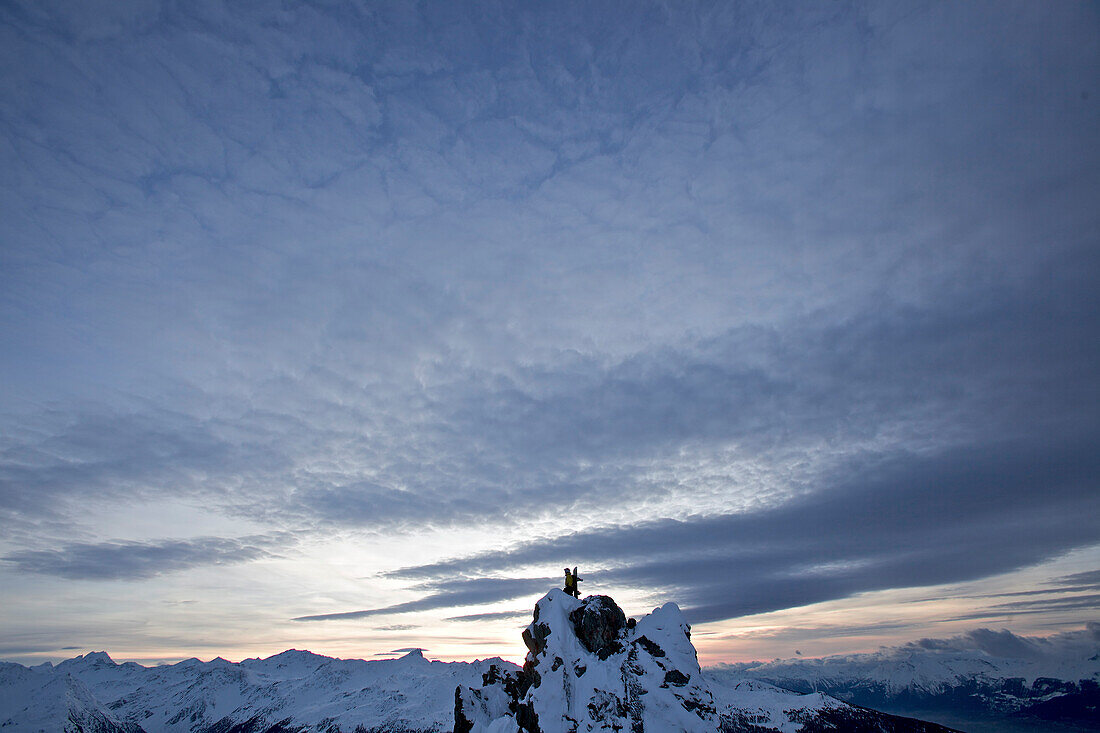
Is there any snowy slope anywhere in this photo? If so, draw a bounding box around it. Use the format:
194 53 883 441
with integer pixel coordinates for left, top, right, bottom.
523 591 718 731
34 649 511 732
712 644 1100 693
7 590 1039 733
0 643 957 733
706 677 848 733
708 631 1100 731
0 632 958 733
456 589 958 732
0 661 138 733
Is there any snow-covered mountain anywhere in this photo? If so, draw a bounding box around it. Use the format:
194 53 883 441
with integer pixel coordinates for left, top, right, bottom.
0 660 139 733
8 648 504 732
456 589 956 732
0 589 986 732
709 625 1100 732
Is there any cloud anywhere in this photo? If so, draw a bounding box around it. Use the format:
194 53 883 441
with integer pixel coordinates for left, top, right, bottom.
945 595 1100 622
0 0 1095 542
387 430 1100 624
1056 569 1100 588
905 567 1100 605
905 625 1100 663
2 535 290 580
9 236 1092 548
712 623 1100 672
0 405 293 524
445 611 530 624
901 566 1100 621
715 621 918 644
374 648 425 657
0 0 1097 655
961 628 1051 660
292 577 555 622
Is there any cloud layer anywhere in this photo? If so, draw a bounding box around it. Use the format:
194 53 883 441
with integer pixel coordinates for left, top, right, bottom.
0 0 1097 657
384 430 1100 624
2 535 289 580
713 623 1100 674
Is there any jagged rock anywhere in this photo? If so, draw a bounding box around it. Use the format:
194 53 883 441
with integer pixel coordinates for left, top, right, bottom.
635 636 665 658
515 700 540 733
455 589 717 732
522 619 553 657
568 595 626 656
664 669 690 687
454 687 475 733
453 589 964 733
454 681 511 733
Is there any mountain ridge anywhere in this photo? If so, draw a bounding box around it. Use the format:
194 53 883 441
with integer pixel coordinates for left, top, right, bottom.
709 625 1100 732
454 589 959 732
4 605 1096 732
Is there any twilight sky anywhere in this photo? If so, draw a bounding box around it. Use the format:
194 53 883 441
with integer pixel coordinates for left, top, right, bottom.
1 0 1097 666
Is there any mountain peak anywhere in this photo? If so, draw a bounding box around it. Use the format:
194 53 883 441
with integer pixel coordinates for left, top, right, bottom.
264 649 328 663
0 625 966 733
68 651 115 667
456 588 717 731
455 587 965 733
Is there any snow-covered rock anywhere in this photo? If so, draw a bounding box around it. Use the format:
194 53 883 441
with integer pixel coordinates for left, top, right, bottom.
0 589 985 733
455 589 958 733
5 649 511 732
0 661 139 733
708 634 1100 733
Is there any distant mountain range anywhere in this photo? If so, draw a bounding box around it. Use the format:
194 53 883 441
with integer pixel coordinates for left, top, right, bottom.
2 613 1096 732
0 643 953 733
1 588 962 733
710 624 1100 733
1 648 492 732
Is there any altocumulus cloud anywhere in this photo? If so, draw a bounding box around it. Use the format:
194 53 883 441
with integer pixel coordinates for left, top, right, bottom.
0 0 1097 637
6 253 1096 539
2 535 292 581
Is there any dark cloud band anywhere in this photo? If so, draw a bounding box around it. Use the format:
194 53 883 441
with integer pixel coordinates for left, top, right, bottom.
2 535 291 581
386 433 1100 624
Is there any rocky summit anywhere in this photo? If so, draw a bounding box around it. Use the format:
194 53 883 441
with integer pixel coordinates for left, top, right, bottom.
454 589 960 733
455 589 717 732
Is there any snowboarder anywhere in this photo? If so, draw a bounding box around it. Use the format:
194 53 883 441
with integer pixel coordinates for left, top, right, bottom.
564 566 582 598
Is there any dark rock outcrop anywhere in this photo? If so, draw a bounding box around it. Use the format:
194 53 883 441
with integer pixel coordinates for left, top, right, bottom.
568 595 626 656
454 589 716 731
454 587 964 733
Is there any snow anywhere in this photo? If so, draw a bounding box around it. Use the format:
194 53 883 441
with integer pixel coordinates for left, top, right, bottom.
709 636 1100 692
0 661 130 733
704 677 844 733
8 591 1059 732
10 647 513 732
459 590 858 732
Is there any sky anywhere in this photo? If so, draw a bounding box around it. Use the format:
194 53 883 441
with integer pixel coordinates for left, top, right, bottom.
0 0 1097 667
